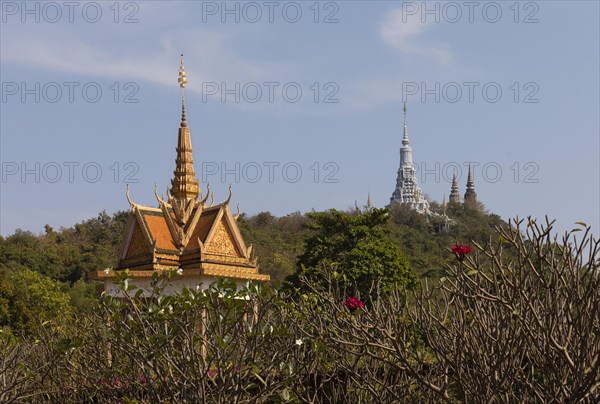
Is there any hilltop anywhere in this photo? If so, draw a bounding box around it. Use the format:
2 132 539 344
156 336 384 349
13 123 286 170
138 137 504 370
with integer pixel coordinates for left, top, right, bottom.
0 203 506 287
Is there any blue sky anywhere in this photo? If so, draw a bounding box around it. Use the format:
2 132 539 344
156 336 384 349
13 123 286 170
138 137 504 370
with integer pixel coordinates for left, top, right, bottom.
1 1 599 237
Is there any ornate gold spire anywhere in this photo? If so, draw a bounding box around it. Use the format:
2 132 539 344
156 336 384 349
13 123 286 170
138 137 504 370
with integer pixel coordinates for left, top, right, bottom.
170 54 200 204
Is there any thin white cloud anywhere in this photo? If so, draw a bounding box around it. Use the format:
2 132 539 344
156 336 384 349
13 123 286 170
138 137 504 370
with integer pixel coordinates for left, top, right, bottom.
1 27 292 90
379 8 453 65
1 33 173 86
0 2 299 104
3 25 316 116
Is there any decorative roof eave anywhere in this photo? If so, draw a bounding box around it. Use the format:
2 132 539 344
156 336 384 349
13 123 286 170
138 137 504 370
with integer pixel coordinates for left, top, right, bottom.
200 183 211 207
92 265 269 281
222 203 249 258
234 203 241 221
120 214 136 261
202 266 269 281
182 202 203 246
159 199 183 247
122 187 159 257
133 207 156 253
126 184 137 209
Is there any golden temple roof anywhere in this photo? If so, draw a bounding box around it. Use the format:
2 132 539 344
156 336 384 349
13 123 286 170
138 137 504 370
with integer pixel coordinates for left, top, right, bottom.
92 56 268 283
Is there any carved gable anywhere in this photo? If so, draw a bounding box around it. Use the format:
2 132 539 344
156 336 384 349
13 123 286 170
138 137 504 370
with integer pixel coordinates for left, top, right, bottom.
205 217 240 257
125 221 151 261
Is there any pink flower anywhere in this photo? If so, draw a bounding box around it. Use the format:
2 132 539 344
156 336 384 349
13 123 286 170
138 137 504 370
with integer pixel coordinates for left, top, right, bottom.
344 297 364 312
452 244 473 261
208 368 217 378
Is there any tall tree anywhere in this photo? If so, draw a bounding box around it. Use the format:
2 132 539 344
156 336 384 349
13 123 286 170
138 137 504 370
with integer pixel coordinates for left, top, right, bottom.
290 208 416 297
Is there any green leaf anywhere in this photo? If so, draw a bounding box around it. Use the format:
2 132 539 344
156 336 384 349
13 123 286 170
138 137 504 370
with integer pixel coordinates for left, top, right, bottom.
465 269 478 276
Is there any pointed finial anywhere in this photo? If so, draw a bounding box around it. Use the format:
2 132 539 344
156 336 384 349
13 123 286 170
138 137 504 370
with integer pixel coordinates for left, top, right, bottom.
178 54 188 127
154 183 167 205
201 183 211 205
402 101 409 145
178 54 187 89
126 184 136 208
367 192 373 209
224 184 233 206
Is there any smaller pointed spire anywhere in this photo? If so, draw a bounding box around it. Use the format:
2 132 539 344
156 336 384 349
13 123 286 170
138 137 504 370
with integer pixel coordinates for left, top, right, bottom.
367 192 373 209
464 164 478 207
449 171 461 203
466 165 474 188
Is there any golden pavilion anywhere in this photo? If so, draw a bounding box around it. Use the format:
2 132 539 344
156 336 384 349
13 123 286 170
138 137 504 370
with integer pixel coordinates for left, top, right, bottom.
92 56 269 295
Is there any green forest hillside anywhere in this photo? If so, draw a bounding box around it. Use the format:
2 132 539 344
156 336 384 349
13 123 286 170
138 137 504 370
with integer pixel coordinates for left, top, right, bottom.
0 202 505 331
237 202 506 284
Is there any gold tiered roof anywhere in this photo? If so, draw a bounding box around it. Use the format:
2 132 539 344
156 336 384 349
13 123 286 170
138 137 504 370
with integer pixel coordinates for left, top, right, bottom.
93 56 268 282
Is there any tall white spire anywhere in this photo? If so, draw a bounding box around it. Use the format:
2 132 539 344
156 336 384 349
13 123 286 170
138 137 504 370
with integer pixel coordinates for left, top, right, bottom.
389 103 430 214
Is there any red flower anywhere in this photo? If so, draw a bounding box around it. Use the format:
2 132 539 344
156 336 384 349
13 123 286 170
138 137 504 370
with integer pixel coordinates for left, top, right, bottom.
344 297 364 312
452 244 473 261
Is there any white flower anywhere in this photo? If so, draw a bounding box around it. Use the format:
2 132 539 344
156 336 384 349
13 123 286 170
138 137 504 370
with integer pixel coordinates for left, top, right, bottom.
295 339 303 346
123 279 129 290
176 267 183 276
103 268 111 274
168 305 173 314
